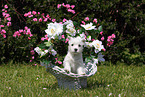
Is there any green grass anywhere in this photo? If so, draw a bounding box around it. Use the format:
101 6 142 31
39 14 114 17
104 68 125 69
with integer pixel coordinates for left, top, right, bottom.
0 62 144 97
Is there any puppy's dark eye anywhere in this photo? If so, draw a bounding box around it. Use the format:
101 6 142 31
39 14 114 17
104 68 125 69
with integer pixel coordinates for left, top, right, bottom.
78 44 81 47
71 44 74 46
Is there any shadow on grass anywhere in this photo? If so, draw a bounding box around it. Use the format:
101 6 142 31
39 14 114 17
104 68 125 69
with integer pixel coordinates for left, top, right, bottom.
87 82 106 90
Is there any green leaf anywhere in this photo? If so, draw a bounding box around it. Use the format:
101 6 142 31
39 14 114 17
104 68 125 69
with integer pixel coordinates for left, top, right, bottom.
44 41 52 47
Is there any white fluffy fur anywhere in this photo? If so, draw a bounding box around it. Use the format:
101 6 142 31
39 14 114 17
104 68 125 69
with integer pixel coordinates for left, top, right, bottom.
63 36 86 75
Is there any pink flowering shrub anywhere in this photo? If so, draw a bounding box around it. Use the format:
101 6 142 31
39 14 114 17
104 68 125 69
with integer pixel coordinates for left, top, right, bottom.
0 4 37 63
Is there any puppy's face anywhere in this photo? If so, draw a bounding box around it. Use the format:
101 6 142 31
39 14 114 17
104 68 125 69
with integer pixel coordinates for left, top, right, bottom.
68 37 85 54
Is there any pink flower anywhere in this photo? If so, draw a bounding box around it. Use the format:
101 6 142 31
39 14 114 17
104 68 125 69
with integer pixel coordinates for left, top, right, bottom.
4 5 8 9
30 50 35 55
101 36 104 41
34 64 37 66
3 34 6 38
57 4 61 8
100 31 103 35
46 14 50 18
2 29 6 33
24 13 28 17
41 13 45 16
32 11 37 15
61 35 65 39
23 30 26 34
52 19 56 22
24 26 28 30
71 10 75 14
107 39 110 42
2 9 5 11
33 18 37 21
0 25 4 27
66 4 70 8
63 18 67 22
62 3 66 7
19 29 23 33
91 39 95 41
27 11 32 16
3 13 10 18
65 38 69 43
38 12 40 15
93 18 97 24
13 34 17 37
30 60 32 62
44 18 48 22
81 21 85 25
111 34 116 38
39 18 43 22
102 48 106 51
68 9 75 14
71 5 75 9
13 31 21 37
2 12 6 17
107 35 115 47
84 17 89 21
41 37 45 41
7 22 11 26
30 34 33 37
7 17 11 21
28 37 31 40
32 56 35 59
57 61 62 64
108 36 112 39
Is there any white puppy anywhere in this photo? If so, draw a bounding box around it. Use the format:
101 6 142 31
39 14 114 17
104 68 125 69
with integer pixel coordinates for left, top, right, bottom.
63 36 86 75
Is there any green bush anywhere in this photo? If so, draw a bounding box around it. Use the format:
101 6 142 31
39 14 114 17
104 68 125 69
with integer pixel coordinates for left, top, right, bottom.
0 0 144 65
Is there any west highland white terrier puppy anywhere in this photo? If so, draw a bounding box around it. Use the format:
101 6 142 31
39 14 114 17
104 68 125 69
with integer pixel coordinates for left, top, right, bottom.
63 36 86 75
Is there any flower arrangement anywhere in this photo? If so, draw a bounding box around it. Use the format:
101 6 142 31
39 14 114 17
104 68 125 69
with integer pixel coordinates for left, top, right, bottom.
0 3 115 64
34 4 116 66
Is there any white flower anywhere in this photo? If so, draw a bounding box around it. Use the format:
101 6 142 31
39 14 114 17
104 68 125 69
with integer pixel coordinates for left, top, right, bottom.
91 40 104 51
80 33 86 40
93 53 105 64
45 22 63 38
65 20 76 36
81 22 96 30
64 20 73 26
34 47 48 57
51 49 57 56
48 47 57 56
44 50 49 53
34 47 42 55
98 53 105 62
40 52 45 56
66 27 76 36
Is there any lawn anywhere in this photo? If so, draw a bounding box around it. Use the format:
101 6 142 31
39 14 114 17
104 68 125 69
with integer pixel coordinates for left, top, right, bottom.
0 62 144 97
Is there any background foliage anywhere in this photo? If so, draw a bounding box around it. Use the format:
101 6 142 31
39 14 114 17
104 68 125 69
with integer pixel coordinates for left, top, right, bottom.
0 0 144 65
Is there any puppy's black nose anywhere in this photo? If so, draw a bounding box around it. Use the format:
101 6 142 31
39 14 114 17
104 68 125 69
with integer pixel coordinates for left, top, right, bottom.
74 48 78 52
